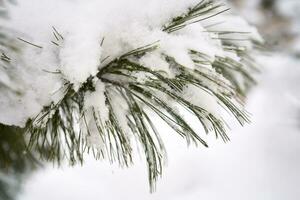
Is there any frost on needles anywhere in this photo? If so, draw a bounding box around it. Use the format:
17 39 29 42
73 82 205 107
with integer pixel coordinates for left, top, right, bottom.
0 0 263 190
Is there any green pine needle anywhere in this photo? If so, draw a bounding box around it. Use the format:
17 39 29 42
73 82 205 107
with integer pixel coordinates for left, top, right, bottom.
0 0 262 191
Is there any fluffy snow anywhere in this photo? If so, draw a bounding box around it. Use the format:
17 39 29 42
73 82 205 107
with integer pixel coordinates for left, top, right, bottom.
84 79 109 122
0 0 260 148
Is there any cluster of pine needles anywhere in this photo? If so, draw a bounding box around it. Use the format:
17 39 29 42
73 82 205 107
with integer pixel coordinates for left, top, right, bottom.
0 0 262 191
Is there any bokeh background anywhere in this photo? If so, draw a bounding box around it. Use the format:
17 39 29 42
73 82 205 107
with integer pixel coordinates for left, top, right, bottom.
2 0 300 199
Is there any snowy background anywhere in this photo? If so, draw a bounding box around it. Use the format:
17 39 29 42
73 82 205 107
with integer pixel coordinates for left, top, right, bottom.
19 54 300 200
3 0 300 199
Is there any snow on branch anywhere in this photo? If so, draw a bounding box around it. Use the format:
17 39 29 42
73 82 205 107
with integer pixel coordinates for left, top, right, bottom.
0 0 263 191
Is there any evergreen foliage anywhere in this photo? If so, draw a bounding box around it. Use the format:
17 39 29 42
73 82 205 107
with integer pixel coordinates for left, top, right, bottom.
0 0 262 191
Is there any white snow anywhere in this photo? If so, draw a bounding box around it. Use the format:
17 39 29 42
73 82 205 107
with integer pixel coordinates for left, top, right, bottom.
1 1 299 199
84 79 109 123
0 0 260 149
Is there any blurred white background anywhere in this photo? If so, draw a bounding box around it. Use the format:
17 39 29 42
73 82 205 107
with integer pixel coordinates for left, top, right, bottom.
20 54 300 200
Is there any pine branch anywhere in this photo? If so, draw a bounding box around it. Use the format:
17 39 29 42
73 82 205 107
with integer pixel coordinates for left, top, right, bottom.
163 0 229 33
0 0 263 191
